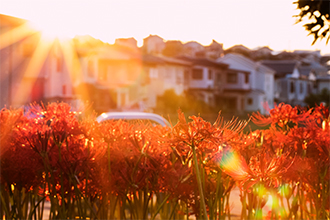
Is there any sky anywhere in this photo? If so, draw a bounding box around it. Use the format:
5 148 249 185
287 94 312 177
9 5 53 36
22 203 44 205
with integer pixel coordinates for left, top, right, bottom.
1 0 329 55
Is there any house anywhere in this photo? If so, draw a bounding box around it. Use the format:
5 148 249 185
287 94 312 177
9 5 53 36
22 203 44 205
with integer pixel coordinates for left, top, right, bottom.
75 42 145 113
217 53 275 114
0 14 77 109
204 40 224 60
142 54 191 109
142 35 165 55
182 41 204 57
115 37 139 49
261 60 316 106
316 75 330 94
176 56 228 107
224 45 251 58
0 14 38 109
251 46 273 60
39 40 77 105
298 60 330 95
162 40 184 57
181 40 224 60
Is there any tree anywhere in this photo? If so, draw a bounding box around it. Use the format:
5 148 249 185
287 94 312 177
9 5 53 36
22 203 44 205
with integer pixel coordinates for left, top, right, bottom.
304 88 330 107
294 0 330 45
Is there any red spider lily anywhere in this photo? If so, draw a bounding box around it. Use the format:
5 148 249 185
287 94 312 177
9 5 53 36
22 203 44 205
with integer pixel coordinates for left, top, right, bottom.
251 103 311 128
13 103 98 207
247 152 295 189
284 126 330 187
221 147 294 191
170 111 228 167
311 103 329 125
0 108 28 157
0 108 44 191
92 120 172 196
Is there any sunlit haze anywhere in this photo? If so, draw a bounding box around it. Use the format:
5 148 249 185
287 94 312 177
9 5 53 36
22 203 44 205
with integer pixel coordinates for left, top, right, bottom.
1 0 329 54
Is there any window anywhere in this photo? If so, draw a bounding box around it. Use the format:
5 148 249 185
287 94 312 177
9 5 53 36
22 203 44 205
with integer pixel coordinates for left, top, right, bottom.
149 68 158 78
164 68 172 79
290 81 295 93
300 82 303 94
245 73 249 83
192 69 203 80
247 98 253 105
208 70 213 80
227 73 237 83
176 74 182 84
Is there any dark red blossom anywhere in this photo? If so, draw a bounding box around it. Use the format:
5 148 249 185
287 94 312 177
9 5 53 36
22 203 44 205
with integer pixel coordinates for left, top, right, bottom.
251 103 311 128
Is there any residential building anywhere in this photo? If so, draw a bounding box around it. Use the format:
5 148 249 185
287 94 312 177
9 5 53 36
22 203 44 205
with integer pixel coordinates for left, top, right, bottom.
162 40 184 57
250 46 273 60
75 42 145 112
142 35 165 55
115 37 138 49
182 41 204 57
0 14 77 109
176 56 228 107
225 45 251 57
40 40 76 105
178 40 224 60
142 54 191 109
0 14 34 109
204 40 224 60
261 60 316 106
218 53 275 114
317 75 330 94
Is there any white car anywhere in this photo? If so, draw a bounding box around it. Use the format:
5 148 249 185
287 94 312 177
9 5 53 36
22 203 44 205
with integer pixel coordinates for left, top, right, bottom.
96 112 171 127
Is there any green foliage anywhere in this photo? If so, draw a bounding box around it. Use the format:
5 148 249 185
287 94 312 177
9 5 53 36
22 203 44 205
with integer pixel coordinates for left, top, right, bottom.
155 89 216 116
304 88 330 107
294 0 330 45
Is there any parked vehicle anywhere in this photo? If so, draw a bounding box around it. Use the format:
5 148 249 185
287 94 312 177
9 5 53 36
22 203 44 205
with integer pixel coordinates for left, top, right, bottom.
96 112 171 127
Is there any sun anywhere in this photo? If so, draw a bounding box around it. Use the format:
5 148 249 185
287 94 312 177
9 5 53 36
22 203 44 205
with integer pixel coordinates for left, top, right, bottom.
28 17 76 42
23 2 83 42
0 9 83 106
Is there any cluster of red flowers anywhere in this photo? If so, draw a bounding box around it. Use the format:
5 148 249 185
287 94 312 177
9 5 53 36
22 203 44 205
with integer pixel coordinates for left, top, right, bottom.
0 102 329 219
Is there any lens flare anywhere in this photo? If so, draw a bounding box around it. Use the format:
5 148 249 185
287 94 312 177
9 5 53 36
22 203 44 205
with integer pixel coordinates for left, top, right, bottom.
255 208 263 219
254 184 267 198
278 184 291 198
220 149 249 180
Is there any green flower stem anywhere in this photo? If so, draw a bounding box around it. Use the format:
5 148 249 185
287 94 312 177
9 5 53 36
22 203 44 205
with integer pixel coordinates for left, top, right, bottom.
215 171 223 220
191 141 208 220
226 193 231 220
169 199 178 220
71 174 97 219
151 193 171 220
0 188 10 218
321 166 328 219
57 142 66 220
241 190 246 220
